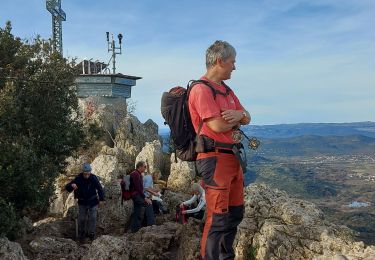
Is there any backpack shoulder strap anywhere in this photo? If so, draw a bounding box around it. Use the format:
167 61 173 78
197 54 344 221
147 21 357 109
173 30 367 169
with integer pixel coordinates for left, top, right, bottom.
221 81 232 96
187 79 232 99
186 80 218 100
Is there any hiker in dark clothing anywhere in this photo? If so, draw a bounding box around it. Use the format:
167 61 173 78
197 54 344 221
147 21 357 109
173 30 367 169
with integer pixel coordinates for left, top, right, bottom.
130 161 154 232
65 163 105 242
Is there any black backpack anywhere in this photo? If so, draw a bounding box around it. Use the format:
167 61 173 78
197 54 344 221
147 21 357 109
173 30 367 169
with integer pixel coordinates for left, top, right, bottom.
160 80 231 161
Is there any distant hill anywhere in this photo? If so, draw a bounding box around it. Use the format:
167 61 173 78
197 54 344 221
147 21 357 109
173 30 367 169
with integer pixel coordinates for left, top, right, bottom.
159 122 375 156
242 122 375 139
160 122 375 138
250 134 375 157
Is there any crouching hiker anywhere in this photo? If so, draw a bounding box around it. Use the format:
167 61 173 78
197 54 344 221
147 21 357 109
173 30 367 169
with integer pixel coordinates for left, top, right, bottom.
65 163 105 242
180 182 206 220
130 161 155 233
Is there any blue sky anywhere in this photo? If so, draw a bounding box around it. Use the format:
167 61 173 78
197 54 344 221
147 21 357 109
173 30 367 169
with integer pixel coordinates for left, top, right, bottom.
1 0 375 128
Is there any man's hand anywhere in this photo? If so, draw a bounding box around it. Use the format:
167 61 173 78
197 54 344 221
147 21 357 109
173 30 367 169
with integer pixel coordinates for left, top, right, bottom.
145 198 152 205
181 210 186 215
98 201 104 208
71 183 78 190
221 110 243 124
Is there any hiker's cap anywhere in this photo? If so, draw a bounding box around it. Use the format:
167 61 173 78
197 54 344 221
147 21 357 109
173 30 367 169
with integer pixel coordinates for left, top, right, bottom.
82 163 92 172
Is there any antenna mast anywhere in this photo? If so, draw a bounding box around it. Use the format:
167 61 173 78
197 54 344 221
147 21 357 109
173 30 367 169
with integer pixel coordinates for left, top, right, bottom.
46 0 66 55
106 32 123 74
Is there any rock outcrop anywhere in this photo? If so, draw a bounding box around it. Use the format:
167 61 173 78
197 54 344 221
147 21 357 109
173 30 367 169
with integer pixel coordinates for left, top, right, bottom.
162 190 191 213
0 237 27 260
116 115 159 162
83 221 202 260
13 183 375 260
167 154 196 193
29 236 80 260
135 140 163 173
91 146 132 182
234 183 375 260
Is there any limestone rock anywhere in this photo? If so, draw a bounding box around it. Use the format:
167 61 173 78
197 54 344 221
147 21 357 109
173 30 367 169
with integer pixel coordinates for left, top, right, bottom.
85 222 185 260
143 119 158 137
0 237 27 260
96 180 133 233
49 174 74 216
163 190 191 213
29 236 80 260
92 146 133 182
176 219 202 260
234 184 375 260
135 140 163 173
127 222 182 259
83 235 129 260
116 115 159 162
63 192 76 217
64 155 88 176
49 155 88 216
167 154 195 192
31 217 75 240
91 148 120 183
32 217 62 237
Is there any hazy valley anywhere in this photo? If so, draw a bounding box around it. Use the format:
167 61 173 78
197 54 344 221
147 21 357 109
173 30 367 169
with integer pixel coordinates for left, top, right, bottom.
242 122 375 244
160 122 375 244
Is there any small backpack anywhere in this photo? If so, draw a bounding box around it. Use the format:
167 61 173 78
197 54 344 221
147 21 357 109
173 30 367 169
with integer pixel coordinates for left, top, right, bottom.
120 175 132 203
175 204 188 224
161 80 232 161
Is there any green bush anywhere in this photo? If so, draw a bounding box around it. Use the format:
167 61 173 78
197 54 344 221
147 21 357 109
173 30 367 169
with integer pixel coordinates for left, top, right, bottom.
0 21 85 238
0 199 19 239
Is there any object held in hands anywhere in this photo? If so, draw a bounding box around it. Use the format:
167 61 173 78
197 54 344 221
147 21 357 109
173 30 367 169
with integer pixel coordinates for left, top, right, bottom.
237 129 260 150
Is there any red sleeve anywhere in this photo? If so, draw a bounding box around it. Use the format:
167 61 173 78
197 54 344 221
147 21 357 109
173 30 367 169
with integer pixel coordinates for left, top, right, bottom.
189 84 221 120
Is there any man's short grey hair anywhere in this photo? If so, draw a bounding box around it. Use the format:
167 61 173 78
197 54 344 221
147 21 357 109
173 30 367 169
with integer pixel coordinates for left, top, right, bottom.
136 161 145 169
206 40 236 69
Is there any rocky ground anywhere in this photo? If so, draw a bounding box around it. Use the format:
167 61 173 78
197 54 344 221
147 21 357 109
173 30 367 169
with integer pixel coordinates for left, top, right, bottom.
2 184 375 260
2 102 375 260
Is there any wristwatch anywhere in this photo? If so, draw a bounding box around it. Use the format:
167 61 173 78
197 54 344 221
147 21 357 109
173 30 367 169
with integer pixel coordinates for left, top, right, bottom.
241 111 247 119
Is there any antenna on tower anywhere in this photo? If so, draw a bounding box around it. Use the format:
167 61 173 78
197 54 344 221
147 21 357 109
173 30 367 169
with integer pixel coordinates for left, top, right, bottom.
106 32 123 74
46 0 66 55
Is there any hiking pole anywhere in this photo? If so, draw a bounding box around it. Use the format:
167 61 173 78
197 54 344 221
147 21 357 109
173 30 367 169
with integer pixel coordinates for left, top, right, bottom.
75 199 79 240
238 129 260 150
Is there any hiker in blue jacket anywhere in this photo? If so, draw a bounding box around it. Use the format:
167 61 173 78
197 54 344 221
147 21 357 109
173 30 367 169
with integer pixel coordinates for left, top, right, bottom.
65 163 105 242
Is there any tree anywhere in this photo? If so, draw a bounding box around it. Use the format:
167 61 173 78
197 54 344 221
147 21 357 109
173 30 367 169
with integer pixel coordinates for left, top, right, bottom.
0 21 84 238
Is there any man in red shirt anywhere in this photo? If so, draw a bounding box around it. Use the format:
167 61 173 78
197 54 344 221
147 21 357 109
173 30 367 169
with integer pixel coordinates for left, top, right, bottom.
188 40 251 260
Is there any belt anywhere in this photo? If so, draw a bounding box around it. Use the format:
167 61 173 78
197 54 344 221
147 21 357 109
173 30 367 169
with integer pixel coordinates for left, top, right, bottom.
216 148 234 154
204 148 235 154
